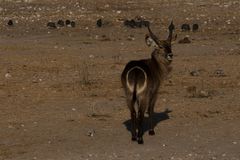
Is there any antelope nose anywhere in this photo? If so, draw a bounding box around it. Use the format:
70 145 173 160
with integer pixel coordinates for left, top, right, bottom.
167 54 173 61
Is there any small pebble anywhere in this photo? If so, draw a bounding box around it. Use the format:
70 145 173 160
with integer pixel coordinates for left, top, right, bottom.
127 35 135 41
199 90 209 98
89 54 94 58
190 70 200 76
232 141 237 145
5 72 12 79
87 130 95 137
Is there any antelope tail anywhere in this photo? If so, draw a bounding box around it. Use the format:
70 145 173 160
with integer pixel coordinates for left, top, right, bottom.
132 75 138 102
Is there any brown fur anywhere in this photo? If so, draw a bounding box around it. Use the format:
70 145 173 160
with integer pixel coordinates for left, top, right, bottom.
121 22 175 144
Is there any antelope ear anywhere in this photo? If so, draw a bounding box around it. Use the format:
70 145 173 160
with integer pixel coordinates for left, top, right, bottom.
145 34 158 48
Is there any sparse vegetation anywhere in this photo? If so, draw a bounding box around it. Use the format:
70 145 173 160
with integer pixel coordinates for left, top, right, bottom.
0 0 239 159
80 61 91 85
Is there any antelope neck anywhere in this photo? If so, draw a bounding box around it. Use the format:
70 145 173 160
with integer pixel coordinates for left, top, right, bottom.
151 49 171 78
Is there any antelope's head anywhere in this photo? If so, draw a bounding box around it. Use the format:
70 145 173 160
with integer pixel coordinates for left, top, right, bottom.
145 21 176 64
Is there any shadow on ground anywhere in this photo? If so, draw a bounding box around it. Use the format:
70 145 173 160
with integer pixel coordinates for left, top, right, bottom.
123 109 172 135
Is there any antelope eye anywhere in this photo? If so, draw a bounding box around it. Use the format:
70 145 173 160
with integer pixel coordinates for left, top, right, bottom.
158 46 163 49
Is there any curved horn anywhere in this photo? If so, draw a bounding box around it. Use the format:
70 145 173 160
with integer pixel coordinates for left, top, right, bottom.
147 25 160 45
167 20 175 42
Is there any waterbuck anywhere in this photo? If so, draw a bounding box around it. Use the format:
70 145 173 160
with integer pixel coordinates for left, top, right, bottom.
121 22 176 144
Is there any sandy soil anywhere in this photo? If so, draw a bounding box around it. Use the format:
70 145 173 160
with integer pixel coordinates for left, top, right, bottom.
0 0 240 160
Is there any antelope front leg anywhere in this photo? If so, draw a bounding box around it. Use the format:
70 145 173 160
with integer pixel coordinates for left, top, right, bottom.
148 106 155 135
148 96 157 135
130 111 137 141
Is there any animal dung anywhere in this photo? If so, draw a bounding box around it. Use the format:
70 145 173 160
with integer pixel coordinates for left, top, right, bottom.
96 18 102 27
124 18 150 28
178 37 191 44
57 20 64 27
181 23 191 31
192 23 199 32
47 22 57 29
7 20 13 26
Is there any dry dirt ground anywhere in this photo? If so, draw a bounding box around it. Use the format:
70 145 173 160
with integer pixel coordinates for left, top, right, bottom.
0 0 240 160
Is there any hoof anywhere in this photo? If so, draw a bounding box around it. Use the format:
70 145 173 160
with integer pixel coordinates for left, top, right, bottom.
137 138 144 144
149 130 155 135
131 137 137 141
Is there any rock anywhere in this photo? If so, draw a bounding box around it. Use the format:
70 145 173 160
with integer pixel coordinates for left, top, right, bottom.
124 18 150 28
178 37 191 44
192 23 199 32
190 70 200 76
124 19 135 28
7 20 14 26
181 23 191 31
57 20 64 27
89 54 94 58
214 69 226 77
127 35 135 41
198 90 209 98
70 21 76 28
65 19 71 27
100 35 110 41
186 86 197 97
47 22 56 29
96 18 102 27
232 141 237 145
96 19 111 27
5 72 12 79
87 129 95 137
